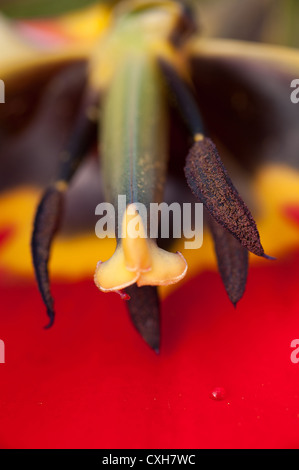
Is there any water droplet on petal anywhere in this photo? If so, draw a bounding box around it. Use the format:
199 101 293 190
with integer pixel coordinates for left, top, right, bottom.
209 387 226 401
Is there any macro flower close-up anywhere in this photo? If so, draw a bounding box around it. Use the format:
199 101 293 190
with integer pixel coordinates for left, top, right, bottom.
1 0 299 450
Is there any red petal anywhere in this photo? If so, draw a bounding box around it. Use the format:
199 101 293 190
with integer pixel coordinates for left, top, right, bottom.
1 248 299 448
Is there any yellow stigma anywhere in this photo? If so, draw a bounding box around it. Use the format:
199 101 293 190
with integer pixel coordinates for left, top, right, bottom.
94 204 188 292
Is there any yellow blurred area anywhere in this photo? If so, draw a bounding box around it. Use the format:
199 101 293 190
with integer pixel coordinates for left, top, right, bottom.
0 164 299 298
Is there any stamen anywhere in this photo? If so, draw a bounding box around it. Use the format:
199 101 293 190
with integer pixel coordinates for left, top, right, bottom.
208 214 249 306
184 136 269 258
58 90 98 183
54 180 68 192
159 57 271 302
122 204 152 272
125 284 160 353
